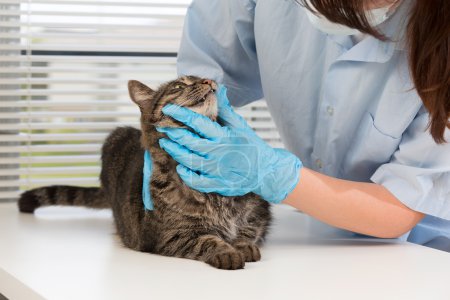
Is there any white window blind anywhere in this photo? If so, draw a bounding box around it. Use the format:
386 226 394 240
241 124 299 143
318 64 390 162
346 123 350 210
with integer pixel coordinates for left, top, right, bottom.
0 0 282 202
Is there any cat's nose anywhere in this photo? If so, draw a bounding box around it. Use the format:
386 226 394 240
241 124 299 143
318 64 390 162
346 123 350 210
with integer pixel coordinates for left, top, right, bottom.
203 79 212 85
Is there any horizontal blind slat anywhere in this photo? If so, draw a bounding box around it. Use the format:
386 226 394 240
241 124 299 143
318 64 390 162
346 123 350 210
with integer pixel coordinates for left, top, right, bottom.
0 0 190 8
0 133 108 142
0 154 100 164
0 33 182 41
0 89 148 96
0 44 180 52
0 111 139 119
0 166 101 176
0 66 176 74
0 10 186 19
0 55 177 63
0 191 22 200
0 178 99 188
0 77 173 85
0 122 140 130
0 21 183 30
0 144 102 153
0 101 132 108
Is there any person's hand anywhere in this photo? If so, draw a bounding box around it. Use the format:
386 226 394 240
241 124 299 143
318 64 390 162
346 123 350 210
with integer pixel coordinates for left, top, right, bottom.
157 85 302 204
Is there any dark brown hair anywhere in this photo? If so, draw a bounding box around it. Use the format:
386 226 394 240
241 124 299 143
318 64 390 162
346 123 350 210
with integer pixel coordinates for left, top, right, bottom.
298 0 450 143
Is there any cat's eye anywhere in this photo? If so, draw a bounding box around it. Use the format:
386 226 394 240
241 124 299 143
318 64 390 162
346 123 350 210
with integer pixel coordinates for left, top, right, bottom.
173 84 185 90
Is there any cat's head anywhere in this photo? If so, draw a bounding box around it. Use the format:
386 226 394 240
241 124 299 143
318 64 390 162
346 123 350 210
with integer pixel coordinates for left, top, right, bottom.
128 76 218 128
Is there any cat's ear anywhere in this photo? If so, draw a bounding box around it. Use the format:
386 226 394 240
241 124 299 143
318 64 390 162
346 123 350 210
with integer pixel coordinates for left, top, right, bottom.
128 80 155 110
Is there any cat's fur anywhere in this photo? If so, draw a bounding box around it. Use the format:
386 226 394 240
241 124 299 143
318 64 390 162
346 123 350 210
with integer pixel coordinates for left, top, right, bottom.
18 76 271 270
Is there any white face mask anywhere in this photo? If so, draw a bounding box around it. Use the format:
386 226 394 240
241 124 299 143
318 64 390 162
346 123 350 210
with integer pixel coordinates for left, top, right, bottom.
303 1 398 35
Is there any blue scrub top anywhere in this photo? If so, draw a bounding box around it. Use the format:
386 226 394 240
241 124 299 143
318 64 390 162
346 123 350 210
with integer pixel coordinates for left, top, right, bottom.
177 0 450 251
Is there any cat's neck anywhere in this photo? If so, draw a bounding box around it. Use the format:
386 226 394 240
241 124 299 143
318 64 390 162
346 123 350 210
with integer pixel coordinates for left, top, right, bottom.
140 125 177 168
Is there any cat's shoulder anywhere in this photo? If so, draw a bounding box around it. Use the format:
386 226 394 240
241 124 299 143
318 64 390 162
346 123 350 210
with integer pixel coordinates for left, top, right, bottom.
102 126 142 153
106 126 141 143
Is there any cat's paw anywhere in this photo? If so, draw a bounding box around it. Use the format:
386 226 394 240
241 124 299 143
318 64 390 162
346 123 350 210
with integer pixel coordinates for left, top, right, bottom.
233 242 261 262
206 250 245 270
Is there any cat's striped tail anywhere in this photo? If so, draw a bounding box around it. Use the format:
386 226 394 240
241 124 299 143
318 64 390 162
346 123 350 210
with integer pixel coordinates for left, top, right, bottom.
18 185 108 213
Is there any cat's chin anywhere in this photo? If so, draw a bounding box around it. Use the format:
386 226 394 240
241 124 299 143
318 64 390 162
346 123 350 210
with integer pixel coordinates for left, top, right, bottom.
156 103 218 128
188 96 218 121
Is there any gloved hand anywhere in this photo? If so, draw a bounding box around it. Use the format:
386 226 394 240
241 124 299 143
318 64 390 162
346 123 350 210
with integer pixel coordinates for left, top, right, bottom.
157 85 302 204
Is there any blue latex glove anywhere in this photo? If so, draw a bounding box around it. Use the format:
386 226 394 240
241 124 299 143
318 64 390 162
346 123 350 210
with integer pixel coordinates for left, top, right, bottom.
157 85 302 204
142 150 154 211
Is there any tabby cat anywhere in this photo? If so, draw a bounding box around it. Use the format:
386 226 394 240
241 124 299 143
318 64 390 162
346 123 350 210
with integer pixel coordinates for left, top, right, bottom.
18 76 271 270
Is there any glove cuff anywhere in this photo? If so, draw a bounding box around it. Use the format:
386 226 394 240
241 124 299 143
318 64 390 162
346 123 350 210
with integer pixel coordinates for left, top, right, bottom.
256 149 302 204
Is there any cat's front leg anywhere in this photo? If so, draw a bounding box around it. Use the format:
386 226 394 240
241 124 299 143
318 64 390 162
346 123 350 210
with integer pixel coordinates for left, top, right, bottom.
232 239 261 262
157 233 245 270
231 224 263 262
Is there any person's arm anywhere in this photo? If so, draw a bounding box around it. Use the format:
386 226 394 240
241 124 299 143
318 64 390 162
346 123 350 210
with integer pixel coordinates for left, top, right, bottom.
177 0 263 107
284 168 425 238
158 89 449 240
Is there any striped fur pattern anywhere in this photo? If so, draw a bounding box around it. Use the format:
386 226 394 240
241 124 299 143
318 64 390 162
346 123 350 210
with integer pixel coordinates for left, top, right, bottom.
18 76 271 270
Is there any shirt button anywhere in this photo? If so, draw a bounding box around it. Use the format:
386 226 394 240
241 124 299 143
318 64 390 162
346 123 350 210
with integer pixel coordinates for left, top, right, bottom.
326 106 334 116
315 159 323 169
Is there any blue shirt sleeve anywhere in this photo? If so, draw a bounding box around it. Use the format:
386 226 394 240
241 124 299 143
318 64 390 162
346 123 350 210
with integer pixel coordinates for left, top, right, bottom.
177 0 263 107
371 107 450 220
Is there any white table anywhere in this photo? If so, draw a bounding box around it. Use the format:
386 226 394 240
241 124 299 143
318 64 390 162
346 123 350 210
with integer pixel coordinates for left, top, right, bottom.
0 203 449 300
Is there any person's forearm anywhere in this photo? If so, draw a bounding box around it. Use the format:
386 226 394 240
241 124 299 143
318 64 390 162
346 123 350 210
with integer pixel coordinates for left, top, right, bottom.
283 168 424 238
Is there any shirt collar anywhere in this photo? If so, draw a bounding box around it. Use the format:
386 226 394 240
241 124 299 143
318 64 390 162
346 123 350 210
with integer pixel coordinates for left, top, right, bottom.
327 0 411 63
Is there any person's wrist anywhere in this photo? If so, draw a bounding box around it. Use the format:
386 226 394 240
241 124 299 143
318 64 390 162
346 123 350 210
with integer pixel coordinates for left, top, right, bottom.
254 148 302 204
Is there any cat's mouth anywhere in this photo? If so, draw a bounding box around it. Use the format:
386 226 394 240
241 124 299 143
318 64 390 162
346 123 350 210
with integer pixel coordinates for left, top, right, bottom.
189 88 217 107
186 86 218 120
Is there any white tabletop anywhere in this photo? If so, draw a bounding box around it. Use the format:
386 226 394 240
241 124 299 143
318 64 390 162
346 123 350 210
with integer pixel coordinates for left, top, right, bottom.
0 203 449 300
